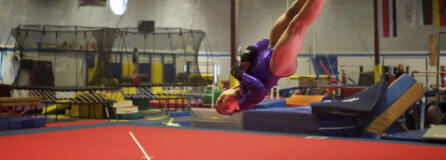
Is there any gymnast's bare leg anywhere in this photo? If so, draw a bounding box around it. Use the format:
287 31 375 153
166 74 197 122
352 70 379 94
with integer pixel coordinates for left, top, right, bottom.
270 0 325 77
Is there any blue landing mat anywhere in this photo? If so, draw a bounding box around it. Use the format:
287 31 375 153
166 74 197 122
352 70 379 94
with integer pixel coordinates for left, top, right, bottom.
243 106 318 134
382 129 428 142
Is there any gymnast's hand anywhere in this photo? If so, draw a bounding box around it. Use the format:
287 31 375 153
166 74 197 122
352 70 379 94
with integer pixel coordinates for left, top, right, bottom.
216 87 240 115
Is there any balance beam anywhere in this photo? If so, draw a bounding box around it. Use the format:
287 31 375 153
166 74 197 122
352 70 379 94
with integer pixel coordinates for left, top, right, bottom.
0 97 41 116
0 97 41 107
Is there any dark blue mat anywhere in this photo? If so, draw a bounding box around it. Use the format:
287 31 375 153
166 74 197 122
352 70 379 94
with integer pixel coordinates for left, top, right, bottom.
243 106 318 134
382 129 428 142
253 99 286 109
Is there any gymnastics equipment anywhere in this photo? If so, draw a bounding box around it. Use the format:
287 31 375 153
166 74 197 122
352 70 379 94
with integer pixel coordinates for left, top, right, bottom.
169 111 191 117
191 99 286 130
363 75 423 133
423 125 446 141
311 79 387 116
0 116 46 130
243 106 318 134
311 55 338 79
8 25 207 87
254 99 286 109
0 97 41 116
118 112 145 120
113 100 138 114
382 125 446 143
6 25 209 120
286 95 325 106
382 129 427 142
191 107 244 130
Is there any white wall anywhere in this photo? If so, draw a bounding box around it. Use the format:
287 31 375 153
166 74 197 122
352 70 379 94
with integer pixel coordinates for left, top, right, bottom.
1 0 446 88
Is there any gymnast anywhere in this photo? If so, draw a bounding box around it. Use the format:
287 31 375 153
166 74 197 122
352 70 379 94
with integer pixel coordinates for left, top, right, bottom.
216 0 325 115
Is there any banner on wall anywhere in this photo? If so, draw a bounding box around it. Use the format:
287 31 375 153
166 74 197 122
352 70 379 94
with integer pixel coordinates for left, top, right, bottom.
379 0 398 38
423 0 446 26
400 0 424 27
79 0 107 6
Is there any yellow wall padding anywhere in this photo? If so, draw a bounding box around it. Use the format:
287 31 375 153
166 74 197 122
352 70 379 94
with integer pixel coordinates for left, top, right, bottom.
88 62 98 83
122 62 136 77
433 0 441 26
66 104 103 118
429 34 439 66
201 74 213 79
374 65 382 83
286 95 325 106
365 83 424 133
152 87 187 99
43 91 125 116
122 87 137 95
152 63 163 83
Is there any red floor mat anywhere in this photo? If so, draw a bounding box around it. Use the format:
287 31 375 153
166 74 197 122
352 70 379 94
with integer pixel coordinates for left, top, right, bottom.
0 125 445 160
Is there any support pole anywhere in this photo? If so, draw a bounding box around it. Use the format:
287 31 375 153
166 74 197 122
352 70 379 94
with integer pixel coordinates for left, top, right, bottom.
374 0 382 83
230 0 239 87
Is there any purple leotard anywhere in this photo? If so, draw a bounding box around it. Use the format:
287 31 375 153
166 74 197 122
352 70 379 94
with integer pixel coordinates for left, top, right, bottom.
238 39 280 110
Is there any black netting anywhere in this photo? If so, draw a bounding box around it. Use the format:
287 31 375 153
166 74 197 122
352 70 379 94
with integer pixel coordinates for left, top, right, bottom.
10 25 207 88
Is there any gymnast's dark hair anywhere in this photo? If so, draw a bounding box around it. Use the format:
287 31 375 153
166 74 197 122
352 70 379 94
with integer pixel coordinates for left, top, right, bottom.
240 46 257 62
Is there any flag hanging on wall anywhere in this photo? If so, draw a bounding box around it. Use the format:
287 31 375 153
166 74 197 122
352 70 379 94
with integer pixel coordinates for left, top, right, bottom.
400 0 424 28
379 0 397 38
423 0 446 26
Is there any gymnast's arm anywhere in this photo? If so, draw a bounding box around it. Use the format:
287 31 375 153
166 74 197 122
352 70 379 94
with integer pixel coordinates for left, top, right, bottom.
232 67 267 111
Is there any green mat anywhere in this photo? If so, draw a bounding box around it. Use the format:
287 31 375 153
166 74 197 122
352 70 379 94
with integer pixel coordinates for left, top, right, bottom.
203 89 222 104
133 99 150 110
118 112 145 120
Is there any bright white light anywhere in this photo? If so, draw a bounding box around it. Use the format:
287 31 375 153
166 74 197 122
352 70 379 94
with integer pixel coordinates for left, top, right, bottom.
110 0 128 16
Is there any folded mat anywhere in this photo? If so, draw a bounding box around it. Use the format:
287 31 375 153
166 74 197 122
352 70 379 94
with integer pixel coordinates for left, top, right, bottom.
312 79 387 116
362 75 423 133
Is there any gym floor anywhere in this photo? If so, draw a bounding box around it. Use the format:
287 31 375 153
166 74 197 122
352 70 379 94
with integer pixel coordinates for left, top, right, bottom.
1 118 445 160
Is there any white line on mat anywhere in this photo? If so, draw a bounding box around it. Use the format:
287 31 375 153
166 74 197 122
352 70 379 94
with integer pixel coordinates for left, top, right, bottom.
129 132 151 160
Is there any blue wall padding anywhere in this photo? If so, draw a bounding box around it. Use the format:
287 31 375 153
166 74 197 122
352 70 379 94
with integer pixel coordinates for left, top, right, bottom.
139 63 151 82
110 63 122 79
0 116 47 131
357 74 416 131
253 99 286 109
32 116 46 128
163 64 175 83
317 114 360 137
86 54 95 68
7 117 22 130
243 106 319 134
0 117 9 130
21 117 34 128
312 55 338 76
169 111 191 117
